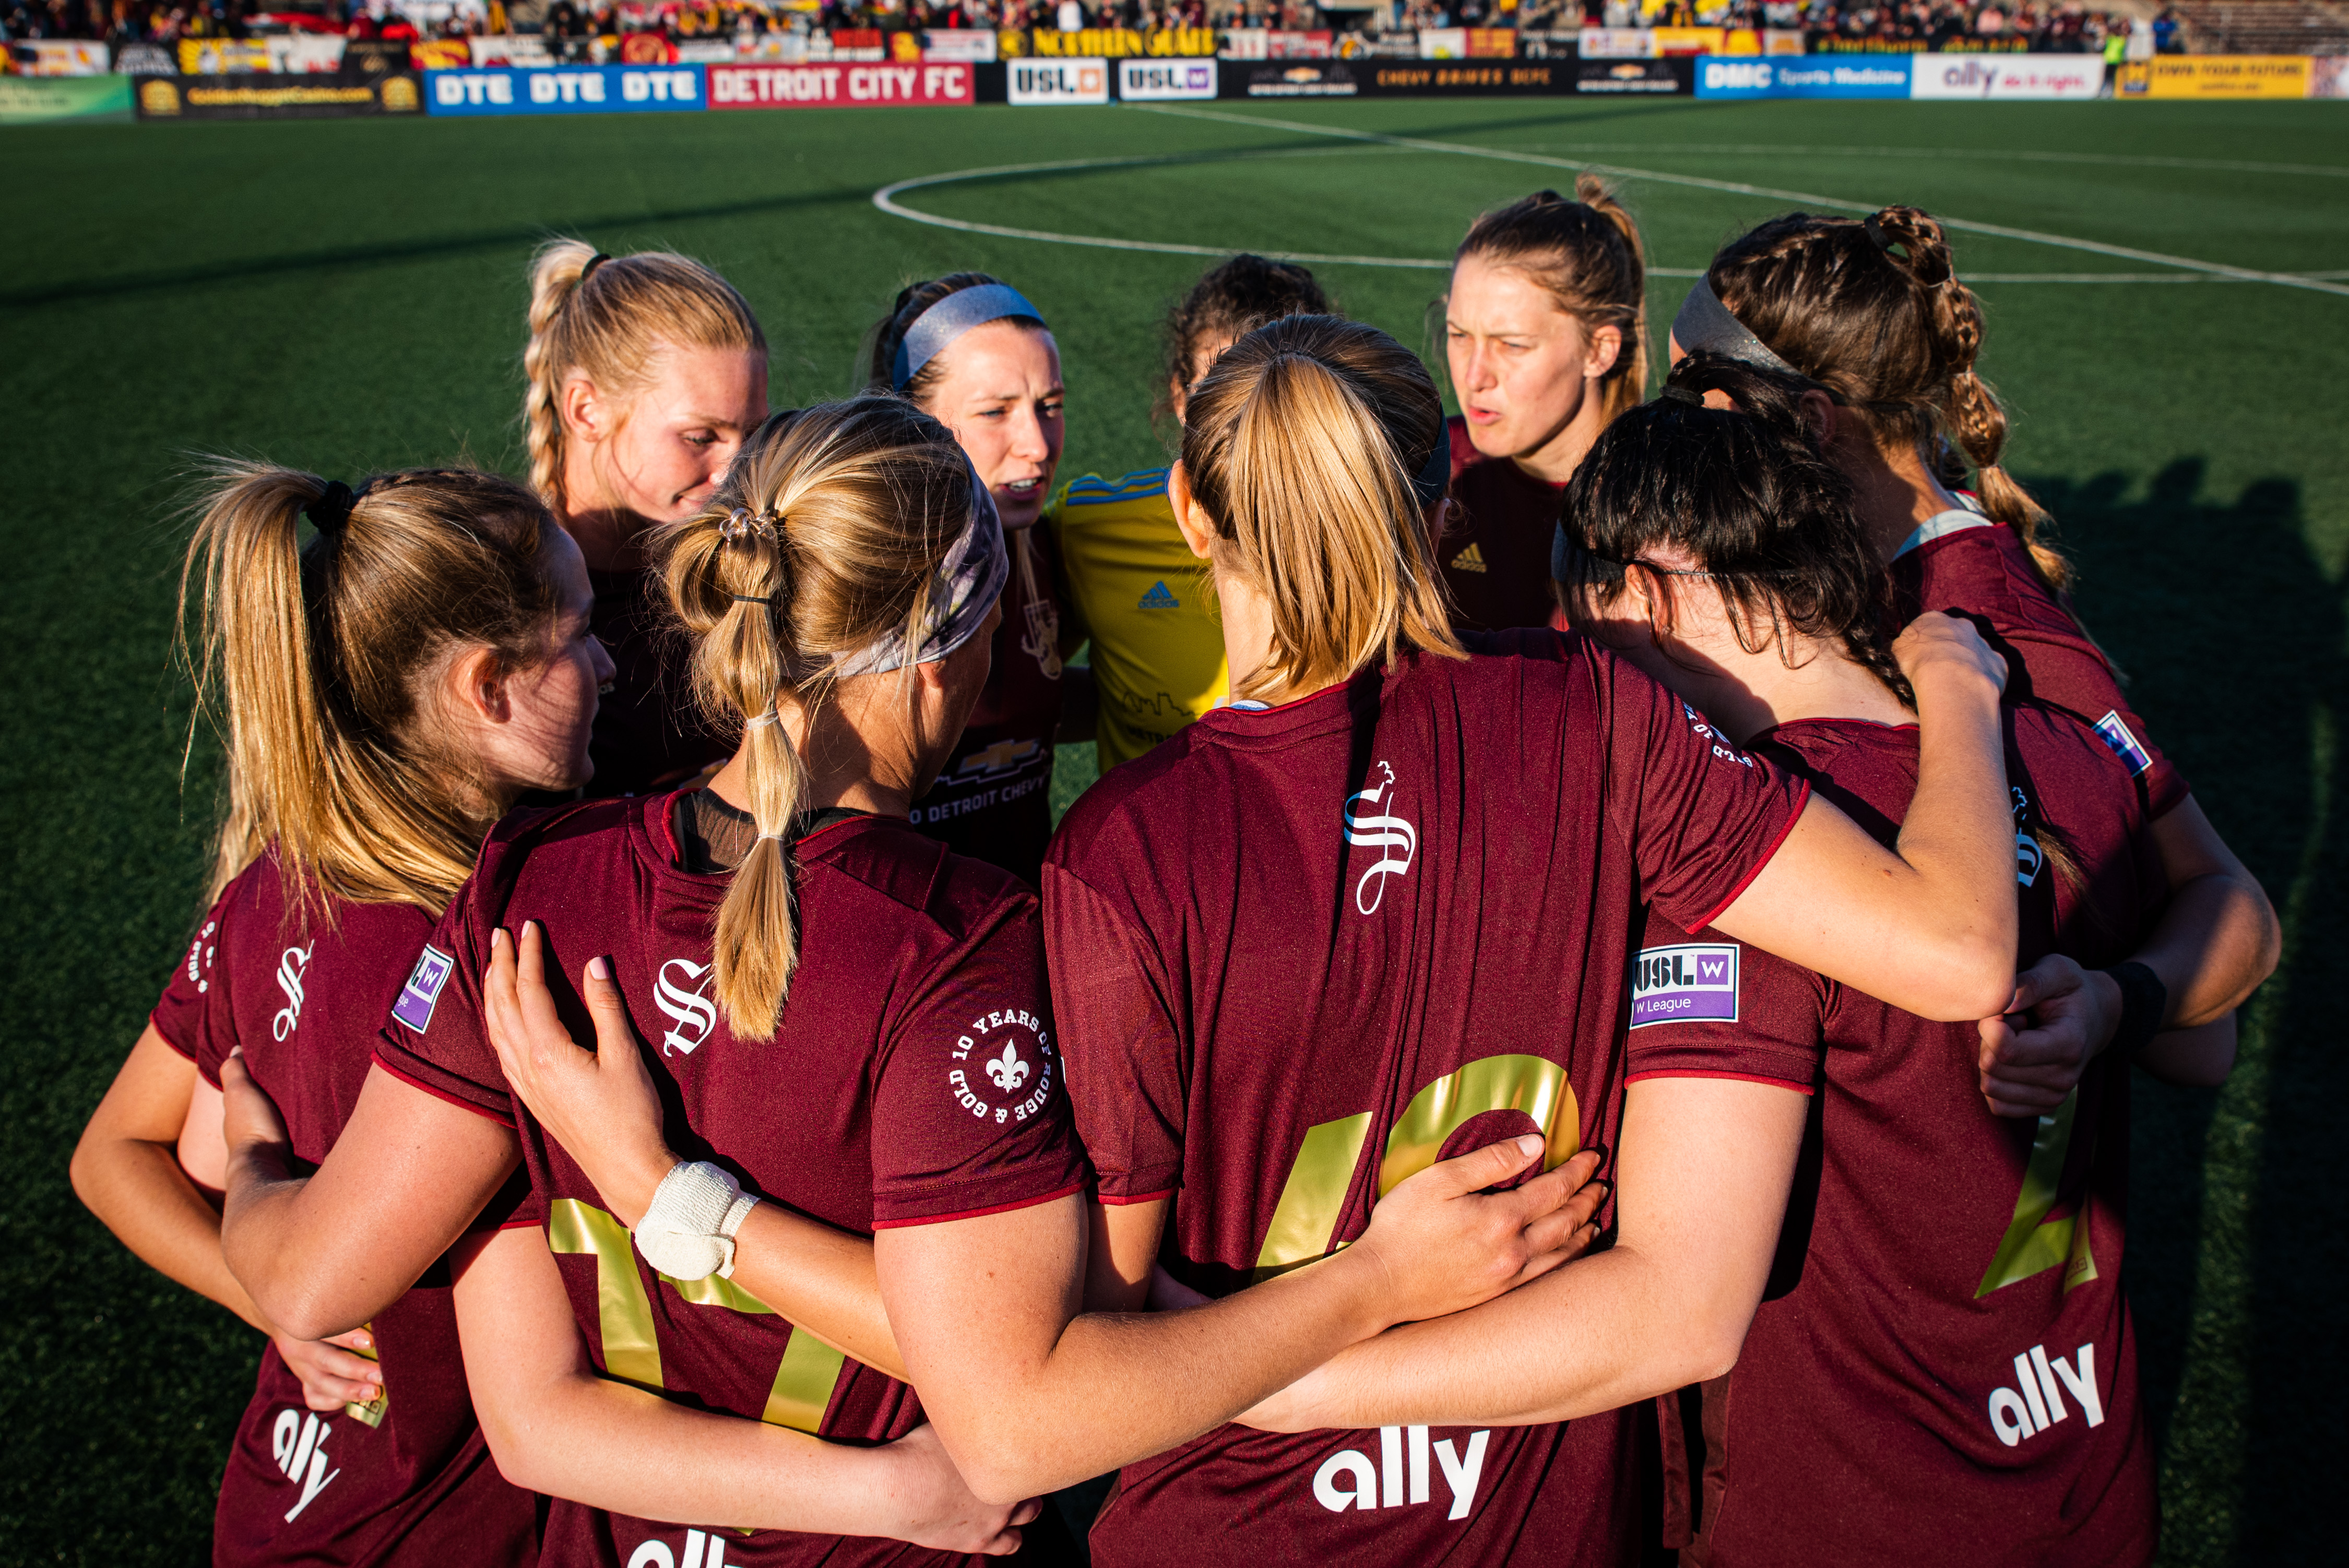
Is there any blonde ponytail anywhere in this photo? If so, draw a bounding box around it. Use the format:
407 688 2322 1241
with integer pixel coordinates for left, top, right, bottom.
521 239 765 518
181 464 564 915
661 399 982 1039
1181 316 1461 703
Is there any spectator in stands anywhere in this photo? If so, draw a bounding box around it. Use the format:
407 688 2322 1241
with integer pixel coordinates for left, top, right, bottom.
1055 0 1082 27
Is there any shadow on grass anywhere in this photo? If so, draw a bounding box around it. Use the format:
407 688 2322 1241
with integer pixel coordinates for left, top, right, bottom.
2032 459 2347 1566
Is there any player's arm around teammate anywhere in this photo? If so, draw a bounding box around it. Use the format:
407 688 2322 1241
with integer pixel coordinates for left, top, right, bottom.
1673 207 2277 1044
74 464 613 1563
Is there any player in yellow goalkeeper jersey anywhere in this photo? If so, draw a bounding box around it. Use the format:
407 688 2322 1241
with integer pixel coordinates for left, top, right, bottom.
1049 255 1332 771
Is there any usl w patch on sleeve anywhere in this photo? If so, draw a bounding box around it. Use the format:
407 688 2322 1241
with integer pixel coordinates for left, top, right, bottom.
1631 943 1740 1028
2092 710 2154 777
390 944 455 1033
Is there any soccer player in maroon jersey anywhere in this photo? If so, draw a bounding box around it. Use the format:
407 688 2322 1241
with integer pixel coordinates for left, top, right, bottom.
1440 181 1646 632
72 464 613 1565
1548 375 2246 1565
215 399 1590 1563
1030 315 2040 1566
523 238 767 798
1667 208 2277 1057
862 275 1085 883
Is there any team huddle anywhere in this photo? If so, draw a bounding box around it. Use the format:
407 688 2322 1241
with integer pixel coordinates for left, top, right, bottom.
70 182 2277 1568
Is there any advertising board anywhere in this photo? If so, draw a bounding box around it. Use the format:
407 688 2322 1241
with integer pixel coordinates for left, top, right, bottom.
2115 55 2311 99
1575 57 1692 94
924 29 999 62
1007 57 1109 104
1909 53 2104 100
1233 59 1570 97
1694 55 1911 98
424 66 703 115
135 71 423 120
1116 58 1217 100
708 62 975 108
11 40 110 75
0 74 132 123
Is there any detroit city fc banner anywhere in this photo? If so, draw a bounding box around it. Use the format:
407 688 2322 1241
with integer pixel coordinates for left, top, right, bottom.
709 61 975 109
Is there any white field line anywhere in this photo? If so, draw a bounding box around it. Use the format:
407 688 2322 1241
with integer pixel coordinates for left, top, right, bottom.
1129 103 2349 298
872 150 2349 284
1505 141 2349 181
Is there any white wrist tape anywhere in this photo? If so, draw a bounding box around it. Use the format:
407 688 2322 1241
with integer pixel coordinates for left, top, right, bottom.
633 1161 761 1281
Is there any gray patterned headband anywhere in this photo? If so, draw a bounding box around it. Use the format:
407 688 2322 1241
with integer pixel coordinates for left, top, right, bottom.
828 471 1009 679
1670 276 1807 382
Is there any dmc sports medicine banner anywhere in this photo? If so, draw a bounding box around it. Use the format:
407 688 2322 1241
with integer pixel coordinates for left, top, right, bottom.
709 61 975 109
423 65 704 116
1694 55 1911 99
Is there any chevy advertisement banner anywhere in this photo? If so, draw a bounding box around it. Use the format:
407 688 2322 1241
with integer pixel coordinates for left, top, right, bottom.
1007 57 1109 104
1117 57 1217 101
1909 54 2105 100
1233 60 1572 98
709 62 976 109
1694 55 1911 99
1576 57 1693 94
424 65 703 116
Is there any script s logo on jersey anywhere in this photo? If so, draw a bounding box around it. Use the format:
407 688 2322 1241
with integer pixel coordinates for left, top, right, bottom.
2011 785 2046 888
1343 761 1417 916
271 944 314 1042
654 958 717 1056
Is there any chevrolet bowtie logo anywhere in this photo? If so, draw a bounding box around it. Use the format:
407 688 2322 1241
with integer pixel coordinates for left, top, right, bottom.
957 739 1040 778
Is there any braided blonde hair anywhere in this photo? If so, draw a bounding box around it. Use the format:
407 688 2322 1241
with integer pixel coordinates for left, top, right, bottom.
660 398 983 1039
523 239 765 516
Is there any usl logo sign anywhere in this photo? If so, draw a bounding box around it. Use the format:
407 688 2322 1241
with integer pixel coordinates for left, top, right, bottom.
654 958 717 1056
1117 58 1217 100
1631 943 1739 1028
1009 58 1109 105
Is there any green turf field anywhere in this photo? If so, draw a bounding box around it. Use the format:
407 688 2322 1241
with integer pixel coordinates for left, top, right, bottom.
4 93 2344 1564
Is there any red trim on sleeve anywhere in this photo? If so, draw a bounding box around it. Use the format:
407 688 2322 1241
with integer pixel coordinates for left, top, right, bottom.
370 1052 517 1129
499 1214 544 1231
1626 1068 1814 1096
1689 778 1812 933
869 1181 1086 1230
1096 1187 1176 1207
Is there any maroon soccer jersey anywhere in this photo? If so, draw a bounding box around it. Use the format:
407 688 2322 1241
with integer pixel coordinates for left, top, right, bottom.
585 563 731 798
1889 514 2188 818
1042 634 1816 1567
376 796 1088 1567
149 852 536 1567
909 524 1065 884
1438 415 1568 634
1636 709 2162 1568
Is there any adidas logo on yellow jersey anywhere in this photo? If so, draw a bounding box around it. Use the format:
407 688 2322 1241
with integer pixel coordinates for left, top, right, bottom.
1138 580 1180 610
1450 542 1489 574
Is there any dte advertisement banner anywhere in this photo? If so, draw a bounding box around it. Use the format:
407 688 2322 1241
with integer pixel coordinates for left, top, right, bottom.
708 62 975 108
1694 55 1912 99
1909 54 2104 100
1116 57 1216 100
2115 56 2311 99
424 65 704 115
135 72 424 119
1007 57 1109 104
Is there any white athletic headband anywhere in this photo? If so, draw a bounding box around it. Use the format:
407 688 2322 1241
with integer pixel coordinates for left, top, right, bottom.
891 283 1047 391
1670 276 1808 383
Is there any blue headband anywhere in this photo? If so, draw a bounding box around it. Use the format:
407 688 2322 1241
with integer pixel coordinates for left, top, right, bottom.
891 283 1046 390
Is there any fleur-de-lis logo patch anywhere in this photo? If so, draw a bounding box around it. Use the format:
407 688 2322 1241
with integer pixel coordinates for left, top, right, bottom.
984 1042 1030 1091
